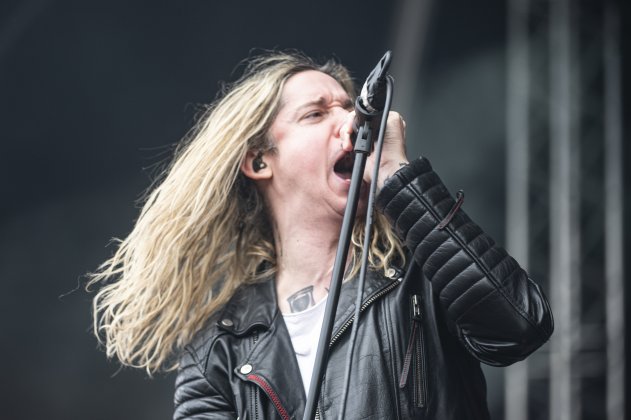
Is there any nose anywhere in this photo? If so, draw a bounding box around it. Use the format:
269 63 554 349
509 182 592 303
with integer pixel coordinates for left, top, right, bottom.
336 109 355 152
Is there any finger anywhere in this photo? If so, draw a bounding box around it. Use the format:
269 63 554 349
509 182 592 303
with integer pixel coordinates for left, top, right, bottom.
390 112 405 136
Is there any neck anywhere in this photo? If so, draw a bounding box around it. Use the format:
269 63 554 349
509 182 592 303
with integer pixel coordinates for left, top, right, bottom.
273 214 344 314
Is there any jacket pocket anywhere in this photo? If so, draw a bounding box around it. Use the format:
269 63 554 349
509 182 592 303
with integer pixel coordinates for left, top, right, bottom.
399 294 427 408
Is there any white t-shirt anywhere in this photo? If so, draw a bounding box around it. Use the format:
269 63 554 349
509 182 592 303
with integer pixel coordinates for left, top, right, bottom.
282 296 327 395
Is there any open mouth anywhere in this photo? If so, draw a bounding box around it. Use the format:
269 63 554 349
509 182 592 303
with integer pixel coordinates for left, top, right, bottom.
333 152 355 180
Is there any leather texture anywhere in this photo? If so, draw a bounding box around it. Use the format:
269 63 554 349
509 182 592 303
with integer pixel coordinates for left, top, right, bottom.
173 156 553 419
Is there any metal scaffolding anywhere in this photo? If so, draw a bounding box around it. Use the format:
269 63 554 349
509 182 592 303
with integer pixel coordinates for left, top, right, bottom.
390 0 434 119
505 1 624 420
603 4 624 419
505 1 531 418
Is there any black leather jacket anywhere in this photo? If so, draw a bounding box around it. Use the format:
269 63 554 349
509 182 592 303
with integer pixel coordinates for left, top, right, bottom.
173 157 553 419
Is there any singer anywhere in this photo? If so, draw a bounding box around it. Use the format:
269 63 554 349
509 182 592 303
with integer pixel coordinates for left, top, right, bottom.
89 51 553 419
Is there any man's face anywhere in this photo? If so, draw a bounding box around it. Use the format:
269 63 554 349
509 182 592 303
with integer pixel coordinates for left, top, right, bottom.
264 70 362 220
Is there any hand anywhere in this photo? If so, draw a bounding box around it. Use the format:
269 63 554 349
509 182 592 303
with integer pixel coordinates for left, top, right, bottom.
341 111 409 191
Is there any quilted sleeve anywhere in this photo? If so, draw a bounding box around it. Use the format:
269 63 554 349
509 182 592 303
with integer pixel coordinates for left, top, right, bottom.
173 345 237 419
376 157 553 366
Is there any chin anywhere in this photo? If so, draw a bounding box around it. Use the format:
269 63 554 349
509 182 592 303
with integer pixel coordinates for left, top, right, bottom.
328 177 370 218
338 192 369 220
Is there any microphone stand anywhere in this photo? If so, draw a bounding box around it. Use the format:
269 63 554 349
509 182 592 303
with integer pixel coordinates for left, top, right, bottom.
302 52 392 420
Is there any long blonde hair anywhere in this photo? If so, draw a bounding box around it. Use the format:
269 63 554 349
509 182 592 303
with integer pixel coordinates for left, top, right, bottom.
89 51 405 374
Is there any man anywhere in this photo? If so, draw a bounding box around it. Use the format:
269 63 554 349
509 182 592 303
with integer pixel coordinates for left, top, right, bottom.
90 51 553 419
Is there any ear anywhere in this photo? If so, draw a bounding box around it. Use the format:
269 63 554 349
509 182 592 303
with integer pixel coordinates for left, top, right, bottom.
241 150 272 180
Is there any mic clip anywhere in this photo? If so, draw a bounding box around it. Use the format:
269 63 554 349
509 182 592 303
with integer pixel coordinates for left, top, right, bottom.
351 50 392 155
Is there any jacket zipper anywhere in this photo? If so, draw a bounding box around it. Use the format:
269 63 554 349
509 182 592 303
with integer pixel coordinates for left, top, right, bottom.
254 387 260 420
399 295 427 408
329 279 401 347
251 330 260 420
413 298 427 407
314 278 401 419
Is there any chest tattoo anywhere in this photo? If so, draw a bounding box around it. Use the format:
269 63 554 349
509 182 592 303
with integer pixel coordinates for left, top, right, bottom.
287 285 315 313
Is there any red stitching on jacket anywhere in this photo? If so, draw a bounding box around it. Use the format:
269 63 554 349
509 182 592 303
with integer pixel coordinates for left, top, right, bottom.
247 374 290 420
437 189 465 230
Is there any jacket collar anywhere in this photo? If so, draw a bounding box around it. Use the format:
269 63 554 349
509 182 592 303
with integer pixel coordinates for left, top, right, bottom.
216 277 278 336
216 266 403 337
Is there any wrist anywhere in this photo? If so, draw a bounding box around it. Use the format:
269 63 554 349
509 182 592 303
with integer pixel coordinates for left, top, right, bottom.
378 160 409 191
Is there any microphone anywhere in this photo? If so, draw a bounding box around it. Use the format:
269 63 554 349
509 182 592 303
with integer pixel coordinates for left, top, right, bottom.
352 51 392 152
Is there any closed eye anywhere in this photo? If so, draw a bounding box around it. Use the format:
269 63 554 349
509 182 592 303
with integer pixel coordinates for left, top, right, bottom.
303 110 325 120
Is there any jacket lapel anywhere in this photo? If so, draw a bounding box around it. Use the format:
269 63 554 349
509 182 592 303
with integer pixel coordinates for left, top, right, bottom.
221 279 305 419
240 311 306 419
219 268 402 419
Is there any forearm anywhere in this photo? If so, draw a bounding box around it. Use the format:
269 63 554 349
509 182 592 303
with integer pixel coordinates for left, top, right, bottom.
376 156 554 365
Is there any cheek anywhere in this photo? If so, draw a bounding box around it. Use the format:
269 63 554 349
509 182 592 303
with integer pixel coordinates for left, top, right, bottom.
278 140 317 168
272 127 332 178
